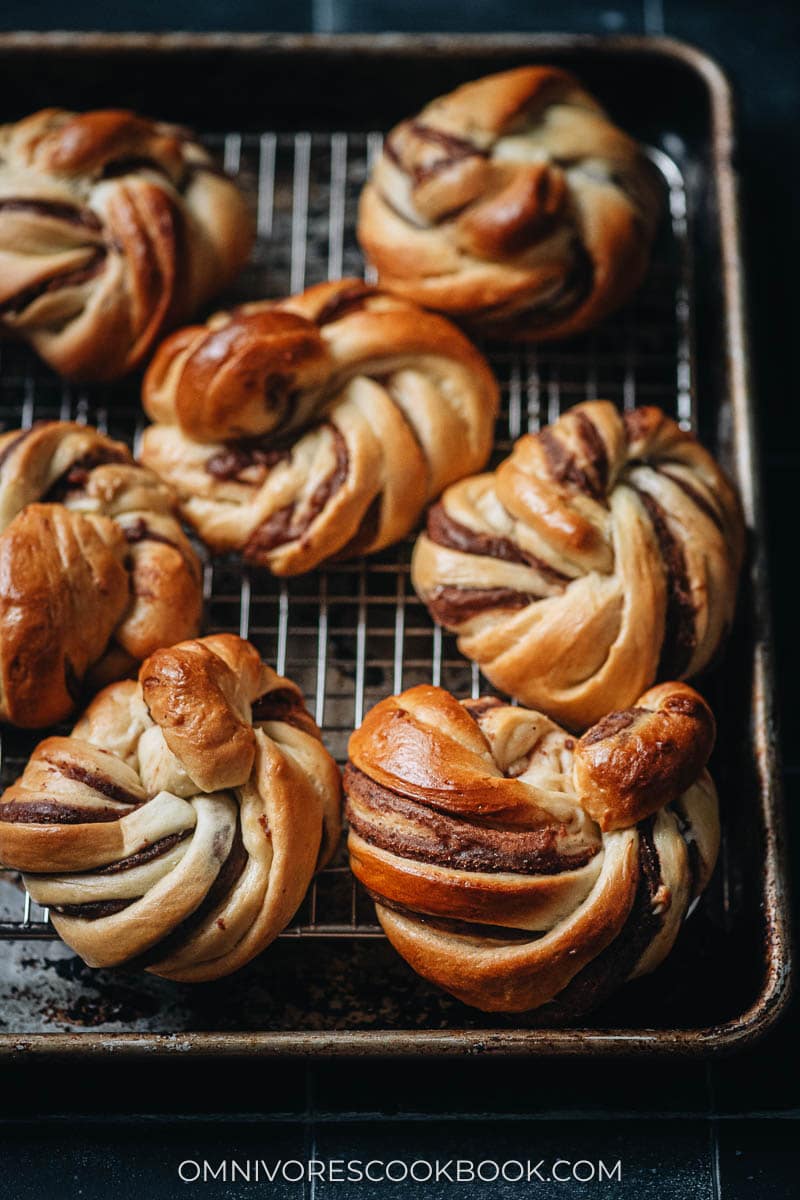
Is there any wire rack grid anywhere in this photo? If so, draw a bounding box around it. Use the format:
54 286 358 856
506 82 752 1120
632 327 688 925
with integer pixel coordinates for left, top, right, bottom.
0 130 694 943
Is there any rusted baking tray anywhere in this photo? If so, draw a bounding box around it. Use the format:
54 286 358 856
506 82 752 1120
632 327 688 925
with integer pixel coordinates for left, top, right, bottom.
0 32 789 1058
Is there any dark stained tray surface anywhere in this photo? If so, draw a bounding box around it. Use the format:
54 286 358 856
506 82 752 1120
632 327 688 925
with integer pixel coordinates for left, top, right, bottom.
0 33 789 1057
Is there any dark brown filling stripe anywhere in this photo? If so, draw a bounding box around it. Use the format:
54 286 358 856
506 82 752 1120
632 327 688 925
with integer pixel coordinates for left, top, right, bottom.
50 832 194 923
129 818 248 967
638 815 662 898
572 409 609 495
373 894 537 942
42 446 131 501
345 764 598 876
426 502 568 584
314 282 374 326
385 121 486 187
426 584 535 626
50 835 201 926
94 831 190 875
536 817 666 1022
40 758 143 806
205 444 289 482
0 424 49 472
580 707 646 747
0 801 128 825
539 419 606 501
243 424 349 558
0 247 107 317
654 466 725 533
461 697 506 720
253 688 309 730
0 197 102 230
633 486 696 678
54 898 133 919
406 122 488 186
409 123 484 158
122 518 180 551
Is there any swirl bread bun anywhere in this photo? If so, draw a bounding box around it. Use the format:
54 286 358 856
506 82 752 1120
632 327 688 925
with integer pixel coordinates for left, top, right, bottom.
412 401 744 729
0 108 253 379
358 67 661 340
0 635 342 981
345 682 719 1014
140 278 498 575
0 420 203 728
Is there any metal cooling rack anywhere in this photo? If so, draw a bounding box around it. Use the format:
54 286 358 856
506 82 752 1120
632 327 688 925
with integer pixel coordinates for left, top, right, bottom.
0 131 694 943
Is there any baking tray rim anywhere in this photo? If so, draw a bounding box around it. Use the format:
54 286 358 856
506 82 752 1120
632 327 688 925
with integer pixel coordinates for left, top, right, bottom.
0 30 790 1058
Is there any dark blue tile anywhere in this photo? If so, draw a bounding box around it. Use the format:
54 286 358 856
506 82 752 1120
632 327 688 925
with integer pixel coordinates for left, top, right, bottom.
0 1059 310 1119
315 1 644 33
311 1059 710 1119
0 1 313 30
0 1118 308 1200
718 1118 800 1200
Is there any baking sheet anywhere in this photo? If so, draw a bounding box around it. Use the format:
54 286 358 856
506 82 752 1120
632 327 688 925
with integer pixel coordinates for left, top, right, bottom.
0 33 788 1056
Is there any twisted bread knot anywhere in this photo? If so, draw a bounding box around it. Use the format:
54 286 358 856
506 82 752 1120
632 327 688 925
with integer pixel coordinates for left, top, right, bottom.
0 634 342 981
412 401 744 729
140 278 498 575
345 682 718 1014
0 421 202 727
358 67 661 340
0 108 253 379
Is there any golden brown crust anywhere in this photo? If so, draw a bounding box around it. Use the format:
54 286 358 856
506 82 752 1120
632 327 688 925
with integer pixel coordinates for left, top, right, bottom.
573 682 716 831
412 401 745 728
0 635 342 982
0 505 129 727
140 278 498 575
140 636 273 793
357 66 661 340
0 421 202 728
345 683 719 1013
0 107 253 380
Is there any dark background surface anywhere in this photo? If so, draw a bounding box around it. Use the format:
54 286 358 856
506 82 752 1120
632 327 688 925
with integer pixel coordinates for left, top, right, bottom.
0 2 798 1198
